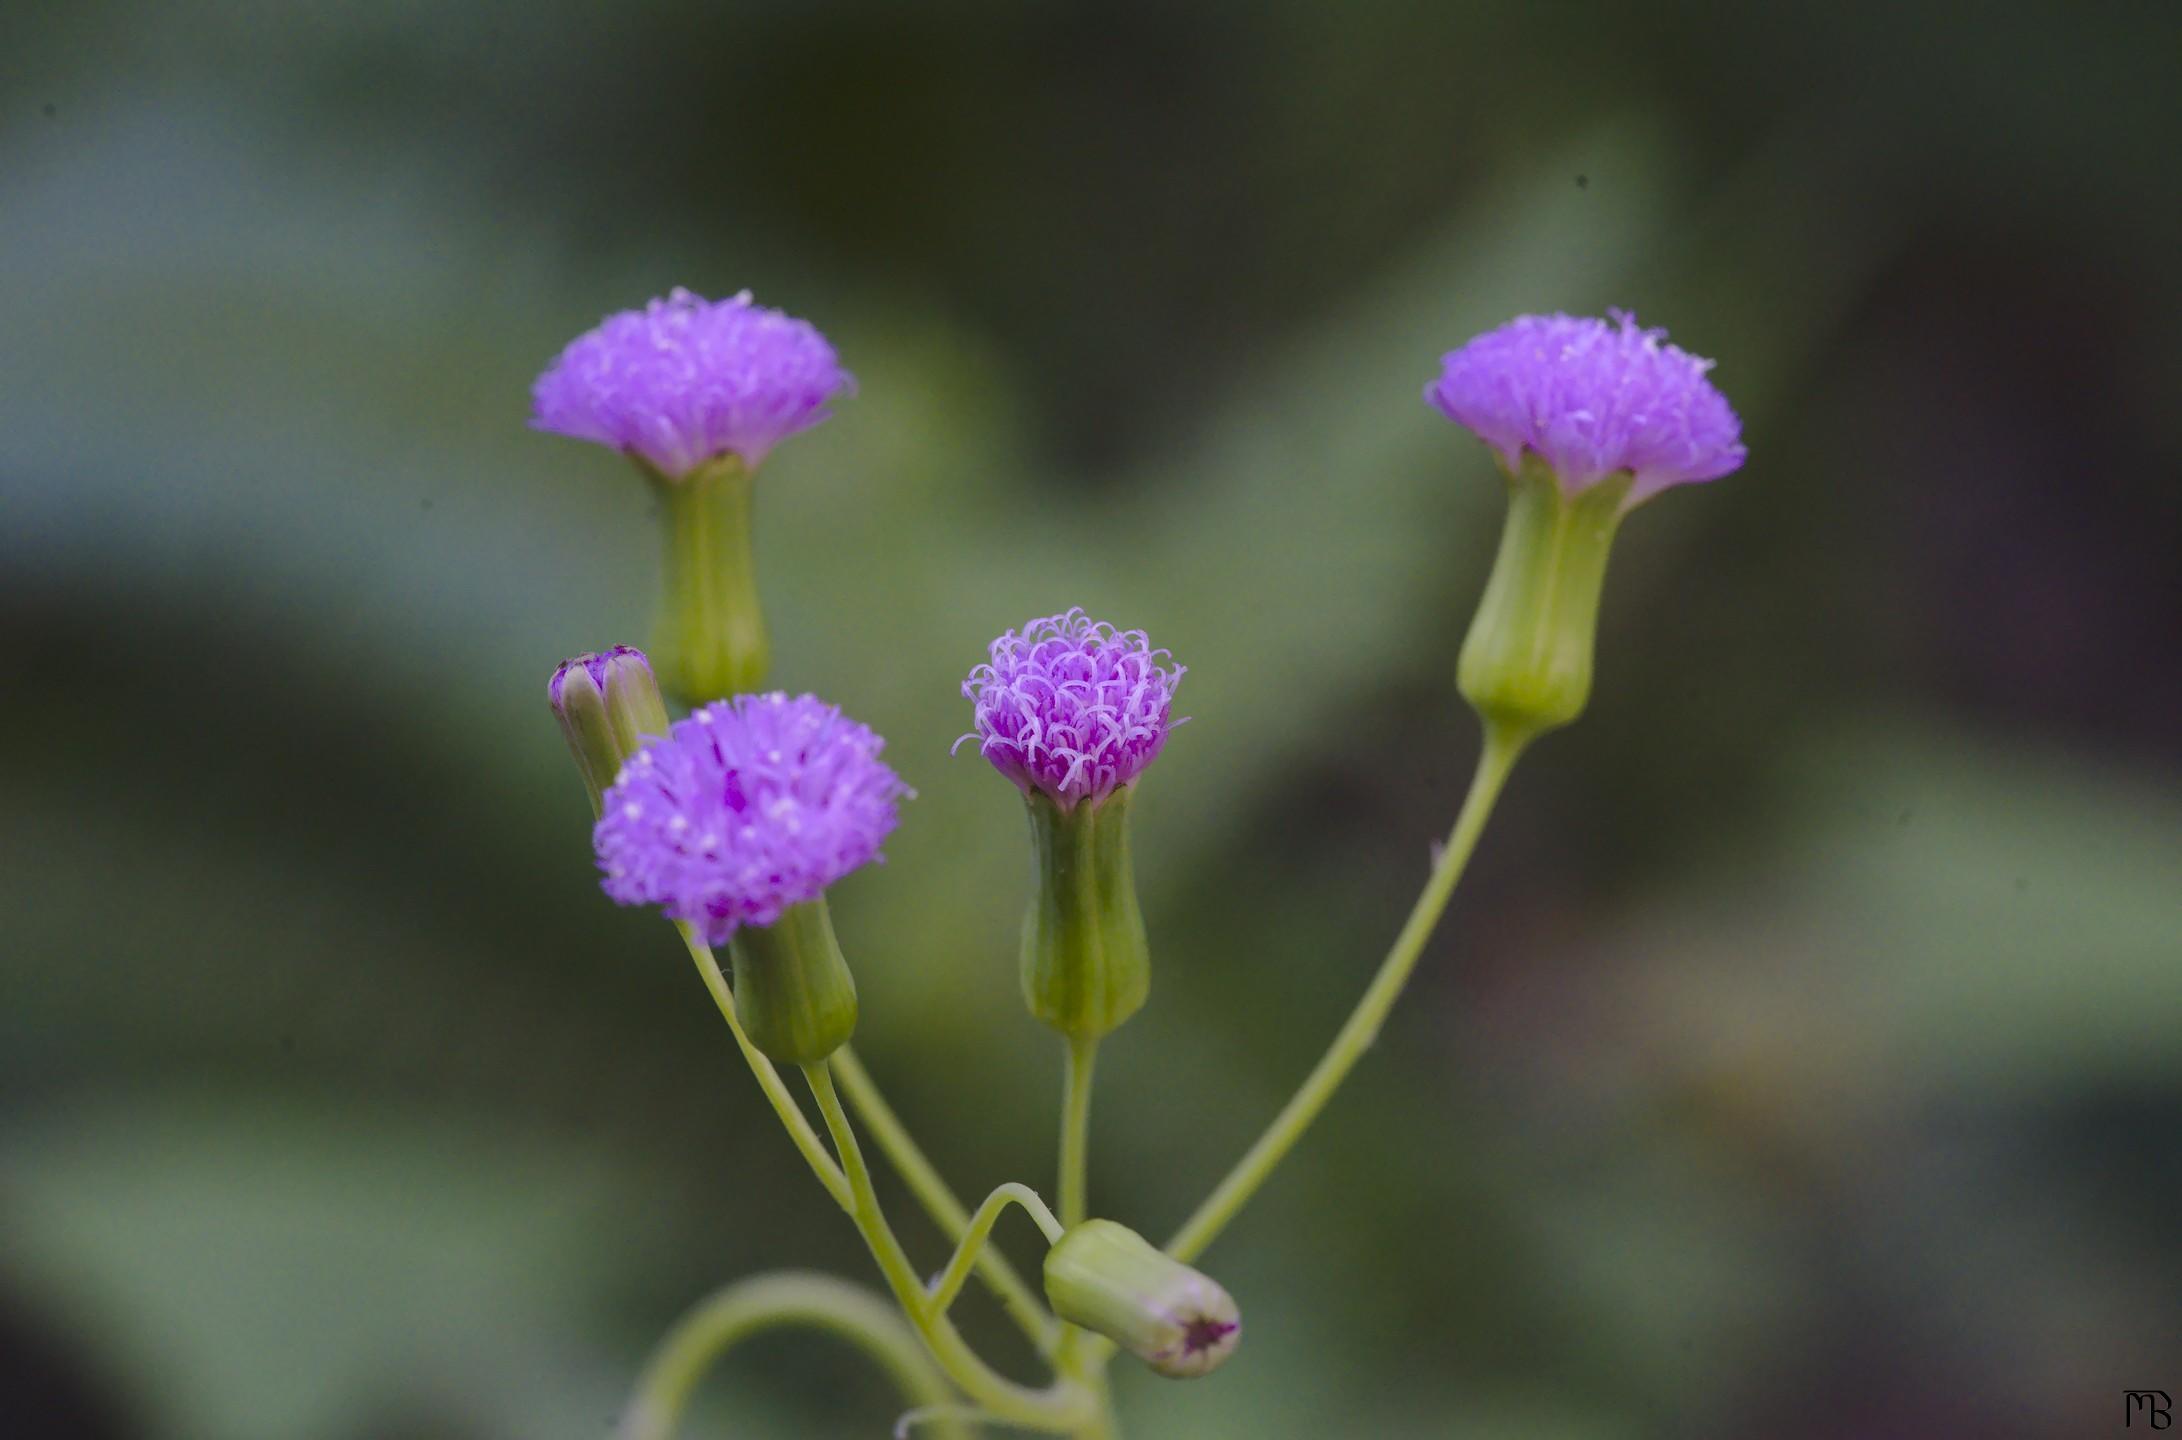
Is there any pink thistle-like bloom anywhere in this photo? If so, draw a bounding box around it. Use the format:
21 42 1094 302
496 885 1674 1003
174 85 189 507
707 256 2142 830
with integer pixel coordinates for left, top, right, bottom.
1425 310 1746 503
958 608 1184 809
532 288 851 477
594 693 908 943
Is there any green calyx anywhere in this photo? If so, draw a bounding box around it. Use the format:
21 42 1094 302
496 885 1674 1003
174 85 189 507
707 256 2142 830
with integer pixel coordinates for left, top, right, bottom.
1457 453 1633 739
729 898 859 1066
1020 788 1151 1041
648 456 770 703
1043 1219 1241 1379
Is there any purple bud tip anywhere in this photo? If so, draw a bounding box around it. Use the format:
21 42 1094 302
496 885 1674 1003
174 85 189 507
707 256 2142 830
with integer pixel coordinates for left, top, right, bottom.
1182 1317 1240 1357
548 644 650 710
959 608 1185 809
531 288 853 478
1425 310 1746 502
592 692 908 944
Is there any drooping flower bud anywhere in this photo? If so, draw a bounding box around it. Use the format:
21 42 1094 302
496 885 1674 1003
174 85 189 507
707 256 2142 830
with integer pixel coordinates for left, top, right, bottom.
549 646 671 816
531 288 854 702
1042 1220 1240 1379
959 610 1184 1039
592 693 908 1064
1426 311 1746 738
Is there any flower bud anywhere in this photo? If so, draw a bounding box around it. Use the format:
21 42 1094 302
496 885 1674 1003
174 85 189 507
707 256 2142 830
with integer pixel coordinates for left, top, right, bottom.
1042 1220 1240 1379
1019 788 1150 1040
728 897 859 1066
549 646 670 815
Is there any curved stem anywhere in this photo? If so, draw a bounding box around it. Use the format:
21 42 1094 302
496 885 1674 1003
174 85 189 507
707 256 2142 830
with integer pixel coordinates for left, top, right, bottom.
616 1270 974 1440
1057 1035 1098 1230
895 1405 1004 1438
927 1183 1065 1318
802 1062 1098 1434
1162 722 1527 1265
675 923 849 1210
834 1046 1061 1352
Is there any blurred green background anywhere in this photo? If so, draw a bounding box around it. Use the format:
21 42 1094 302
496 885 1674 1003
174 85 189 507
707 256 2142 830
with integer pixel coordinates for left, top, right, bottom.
5 3 2179 1437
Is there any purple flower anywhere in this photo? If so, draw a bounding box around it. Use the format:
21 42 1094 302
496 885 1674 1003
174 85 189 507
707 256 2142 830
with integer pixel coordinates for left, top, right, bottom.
1425 311 1746 502
959 609 1184 809
594 693 908 943
532 288 852 477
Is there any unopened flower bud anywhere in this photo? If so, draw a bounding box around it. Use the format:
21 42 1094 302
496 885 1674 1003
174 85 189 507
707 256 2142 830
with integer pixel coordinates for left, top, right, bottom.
549 646 670 815
1426 311 1747 739
959 610 1184 1040
1042 1220 1240 1379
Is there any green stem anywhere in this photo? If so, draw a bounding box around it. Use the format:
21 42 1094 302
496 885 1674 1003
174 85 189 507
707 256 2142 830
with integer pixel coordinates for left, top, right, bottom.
833 1046 1062 1353
615 1270 975 1440
1057 1034 1098 1230
1049 1033 1102 1385
802 1062 1098 1434
1161 722 1526 1266
927 1183 1065 1318
676 923 849 1211
1054 1036 1117 1434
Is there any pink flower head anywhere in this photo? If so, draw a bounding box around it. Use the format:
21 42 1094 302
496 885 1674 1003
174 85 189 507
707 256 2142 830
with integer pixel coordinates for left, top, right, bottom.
1425 310 1745 503
958 609 1184 809
532 288 851 477
594 693 907 943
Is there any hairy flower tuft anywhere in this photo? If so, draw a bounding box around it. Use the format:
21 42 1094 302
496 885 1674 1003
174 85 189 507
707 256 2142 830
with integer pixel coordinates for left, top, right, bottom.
532 288 851 477
1425 310 1745 501
959 608 1184 808
594 693 907 943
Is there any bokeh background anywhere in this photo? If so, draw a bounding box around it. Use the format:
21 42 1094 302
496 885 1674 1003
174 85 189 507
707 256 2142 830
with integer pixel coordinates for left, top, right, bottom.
5 3 2179 1437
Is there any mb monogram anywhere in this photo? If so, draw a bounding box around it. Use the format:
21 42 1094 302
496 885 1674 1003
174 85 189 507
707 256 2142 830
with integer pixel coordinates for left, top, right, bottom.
2126 1391 2172 1429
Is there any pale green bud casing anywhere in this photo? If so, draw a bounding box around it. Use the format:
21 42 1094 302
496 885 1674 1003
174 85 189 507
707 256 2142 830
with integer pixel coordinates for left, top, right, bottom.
1043 1219 1240 1378
649 456 769 703
1020 788 1150 1040
1457 455 1633 738
551 647 672 816
729 897 858 1066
